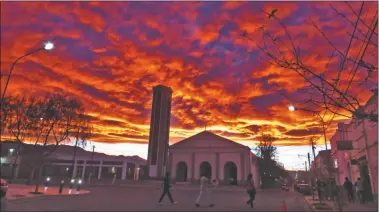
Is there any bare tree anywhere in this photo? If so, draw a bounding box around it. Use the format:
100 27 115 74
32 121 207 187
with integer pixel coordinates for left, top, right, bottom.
255 133 278 161
28 94 82 193
0 96 14 134
242 2 378 123
254 133 279 188
6 96 38 182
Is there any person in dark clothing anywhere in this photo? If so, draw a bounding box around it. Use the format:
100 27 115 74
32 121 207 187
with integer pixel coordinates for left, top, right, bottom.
354 177 365 204
343 177 354 203
245 174 256 208
158 172 177 205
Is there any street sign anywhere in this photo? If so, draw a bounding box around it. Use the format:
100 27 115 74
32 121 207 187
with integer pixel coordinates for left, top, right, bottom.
337 140 353 150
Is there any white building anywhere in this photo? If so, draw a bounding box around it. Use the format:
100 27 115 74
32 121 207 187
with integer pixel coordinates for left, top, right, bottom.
0 142 147 182
168 131 260 187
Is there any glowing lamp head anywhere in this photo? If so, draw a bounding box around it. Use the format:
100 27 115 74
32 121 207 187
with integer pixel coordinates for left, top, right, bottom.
44 41 54 51
78 180 82 184
46 177 50 182
71 179 75 183
288 105 296 112
9 149 14 153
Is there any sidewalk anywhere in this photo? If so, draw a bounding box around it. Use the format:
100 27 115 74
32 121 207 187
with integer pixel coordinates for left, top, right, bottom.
304 196 333 211
304 196 377 212
325 200 377 212
6 184 90 201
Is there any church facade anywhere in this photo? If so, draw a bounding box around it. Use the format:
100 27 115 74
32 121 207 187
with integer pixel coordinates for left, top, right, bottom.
168 131 260 188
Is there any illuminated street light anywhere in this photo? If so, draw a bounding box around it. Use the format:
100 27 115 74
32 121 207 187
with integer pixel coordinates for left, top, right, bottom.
9 149 14 153
288 105 296 112
0 41 55 104
44 41 54 51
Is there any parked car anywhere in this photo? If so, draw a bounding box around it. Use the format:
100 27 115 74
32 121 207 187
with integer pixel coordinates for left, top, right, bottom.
1 178 8 212
297 183 311 195
0 179 7 197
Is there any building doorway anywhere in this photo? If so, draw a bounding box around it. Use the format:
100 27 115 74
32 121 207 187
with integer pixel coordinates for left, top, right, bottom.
176 162 188 182
199 161 212 179
224 161 238 185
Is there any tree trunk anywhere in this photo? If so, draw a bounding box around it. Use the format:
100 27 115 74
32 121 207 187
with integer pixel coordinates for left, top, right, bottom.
34 156 45 193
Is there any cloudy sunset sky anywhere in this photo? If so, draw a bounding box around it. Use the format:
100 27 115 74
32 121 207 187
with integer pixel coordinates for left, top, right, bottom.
1 1 377 170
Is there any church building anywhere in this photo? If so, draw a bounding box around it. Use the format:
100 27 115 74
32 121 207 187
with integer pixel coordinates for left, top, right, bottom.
168 131 260 187
146 85 260 187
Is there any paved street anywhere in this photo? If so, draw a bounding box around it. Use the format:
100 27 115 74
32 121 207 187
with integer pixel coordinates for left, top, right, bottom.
6 185 310 211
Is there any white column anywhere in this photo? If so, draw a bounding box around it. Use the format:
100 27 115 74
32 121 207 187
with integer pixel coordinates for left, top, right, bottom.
72 159 77 178
98 160 103 179
121 161 128 180
134 164 140 180
81 160 87 179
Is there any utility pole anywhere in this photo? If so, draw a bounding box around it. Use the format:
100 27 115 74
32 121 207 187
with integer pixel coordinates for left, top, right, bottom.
307 153 311 170
311 139 317 200
304 161 307 172
311 138 316 160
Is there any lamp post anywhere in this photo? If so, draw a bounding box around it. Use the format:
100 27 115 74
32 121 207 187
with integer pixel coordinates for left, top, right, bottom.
8 149 14 156
0 41 54 104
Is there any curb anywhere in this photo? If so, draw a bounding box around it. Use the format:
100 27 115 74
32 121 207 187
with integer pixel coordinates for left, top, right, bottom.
303 196 316 212
6 187 91 201
303 196 334 212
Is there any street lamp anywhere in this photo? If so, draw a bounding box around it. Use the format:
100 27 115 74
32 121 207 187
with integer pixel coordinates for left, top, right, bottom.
288 105 296 112
8 149 14 156
0 41 55 104
44 41 54 51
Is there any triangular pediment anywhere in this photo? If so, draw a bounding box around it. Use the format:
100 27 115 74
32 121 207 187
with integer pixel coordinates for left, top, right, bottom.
170 131 248 149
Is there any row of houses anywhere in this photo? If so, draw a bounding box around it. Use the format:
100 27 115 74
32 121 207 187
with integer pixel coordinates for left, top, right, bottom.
312 91 377 202
0 141 147 183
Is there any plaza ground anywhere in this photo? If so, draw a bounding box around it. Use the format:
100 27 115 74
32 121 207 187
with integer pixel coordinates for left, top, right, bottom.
6 184 310 211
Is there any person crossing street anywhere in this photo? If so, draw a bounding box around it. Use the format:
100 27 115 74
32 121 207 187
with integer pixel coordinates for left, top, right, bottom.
245 173 256 208
195 172 214 208
158 172 177 205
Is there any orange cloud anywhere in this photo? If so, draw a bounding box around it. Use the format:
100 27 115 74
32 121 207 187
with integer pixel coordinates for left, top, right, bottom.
1 1 377 148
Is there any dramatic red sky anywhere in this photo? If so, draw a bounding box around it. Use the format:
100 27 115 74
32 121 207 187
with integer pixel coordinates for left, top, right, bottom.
1 1 378 157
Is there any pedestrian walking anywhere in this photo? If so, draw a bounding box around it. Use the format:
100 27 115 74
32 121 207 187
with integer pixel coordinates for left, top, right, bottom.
245 173 256 208
354 178 365 204
343 177 354 203
158 172 177 205
195 172 214 208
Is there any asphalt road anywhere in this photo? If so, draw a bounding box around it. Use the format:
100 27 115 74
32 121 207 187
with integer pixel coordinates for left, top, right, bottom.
6 185 311 211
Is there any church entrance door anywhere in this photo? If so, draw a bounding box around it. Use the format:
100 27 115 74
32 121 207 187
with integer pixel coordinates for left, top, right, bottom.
176 162 188 182
224 161 238 185
200 161 212 179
